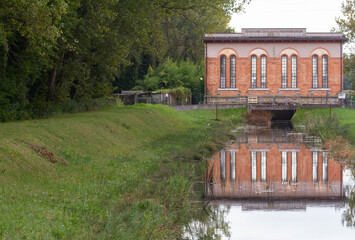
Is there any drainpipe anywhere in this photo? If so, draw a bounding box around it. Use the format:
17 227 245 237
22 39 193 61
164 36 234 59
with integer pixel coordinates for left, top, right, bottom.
205 42 208 104
340 41 343 92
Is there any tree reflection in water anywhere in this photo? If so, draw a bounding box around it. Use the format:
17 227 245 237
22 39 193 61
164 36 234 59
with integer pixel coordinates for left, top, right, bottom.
342 186 355 228
183 202 231 240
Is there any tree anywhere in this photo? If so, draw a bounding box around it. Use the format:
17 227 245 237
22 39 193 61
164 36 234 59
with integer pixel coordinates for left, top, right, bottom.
335 0 355 90
114 0 250 93
0 0 251 120
336 0 355 49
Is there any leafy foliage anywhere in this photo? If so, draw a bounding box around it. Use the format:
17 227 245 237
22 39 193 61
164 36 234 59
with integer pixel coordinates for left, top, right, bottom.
0 0 250 121
134 59 205 103
344 54 355 90
336 0 355 47
336 0 355 89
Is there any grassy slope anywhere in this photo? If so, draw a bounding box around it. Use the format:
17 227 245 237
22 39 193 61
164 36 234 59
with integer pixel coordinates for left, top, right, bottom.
0 104 245 239
292 108 355 143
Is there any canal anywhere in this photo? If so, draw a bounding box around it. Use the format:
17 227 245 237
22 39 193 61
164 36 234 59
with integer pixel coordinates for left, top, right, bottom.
185 122 355 239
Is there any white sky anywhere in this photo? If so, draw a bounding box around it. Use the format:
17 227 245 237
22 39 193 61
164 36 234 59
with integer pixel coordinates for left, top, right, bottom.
229 0 344 32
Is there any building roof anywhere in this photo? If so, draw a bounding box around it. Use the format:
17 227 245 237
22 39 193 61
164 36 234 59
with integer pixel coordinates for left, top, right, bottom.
202 28 348 43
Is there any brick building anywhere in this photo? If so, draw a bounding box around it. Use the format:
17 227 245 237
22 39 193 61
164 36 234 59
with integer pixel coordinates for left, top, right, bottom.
202 28 348 104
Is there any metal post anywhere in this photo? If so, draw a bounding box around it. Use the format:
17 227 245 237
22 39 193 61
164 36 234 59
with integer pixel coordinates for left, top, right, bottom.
326 91 328 104
215 103 218 120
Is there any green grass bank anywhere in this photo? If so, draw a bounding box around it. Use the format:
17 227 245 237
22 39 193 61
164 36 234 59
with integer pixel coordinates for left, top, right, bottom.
292 108 355 144
0 104 245 239
292 108 355 167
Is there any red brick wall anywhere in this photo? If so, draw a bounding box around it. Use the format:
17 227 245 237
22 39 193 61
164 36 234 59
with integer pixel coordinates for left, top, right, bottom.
205 43 343 99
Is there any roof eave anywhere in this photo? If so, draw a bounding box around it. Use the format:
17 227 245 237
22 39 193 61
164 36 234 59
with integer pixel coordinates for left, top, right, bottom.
201 37 349 43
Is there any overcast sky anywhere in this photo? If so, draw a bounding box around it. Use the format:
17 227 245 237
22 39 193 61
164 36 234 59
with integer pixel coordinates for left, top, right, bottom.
229 0 344 32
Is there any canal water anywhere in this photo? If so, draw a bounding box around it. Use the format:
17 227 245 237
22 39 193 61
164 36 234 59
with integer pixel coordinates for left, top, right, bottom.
185 122 355 240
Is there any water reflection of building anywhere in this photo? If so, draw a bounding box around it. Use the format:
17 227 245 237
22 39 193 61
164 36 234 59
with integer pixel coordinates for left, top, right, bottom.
206 130 343 200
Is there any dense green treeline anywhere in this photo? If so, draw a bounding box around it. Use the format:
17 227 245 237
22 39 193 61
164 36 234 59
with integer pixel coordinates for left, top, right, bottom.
0 0 250 121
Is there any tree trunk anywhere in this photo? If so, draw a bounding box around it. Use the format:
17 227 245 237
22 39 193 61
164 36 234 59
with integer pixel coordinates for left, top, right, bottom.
49 64 58 99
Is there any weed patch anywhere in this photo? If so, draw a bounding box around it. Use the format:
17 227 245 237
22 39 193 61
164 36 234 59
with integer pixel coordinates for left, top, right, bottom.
293 110 355 163
0 104 244 239
242 110 272 126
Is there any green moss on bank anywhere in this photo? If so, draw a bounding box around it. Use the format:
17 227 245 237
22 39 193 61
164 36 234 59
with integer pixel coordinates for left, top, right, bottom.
0 104 245 239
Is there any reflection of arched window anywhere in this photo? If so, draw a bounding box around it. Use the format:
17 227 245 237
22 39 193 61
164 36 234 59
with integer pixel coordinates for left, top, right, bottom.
312 152 318 183
230 151 236 181
312 55 318 88
220 150 226 181
291 55 297 88
220 55 226 88
251 55 257 88
261 152 266 182
230 55 236 88
322 55 328 88
291 152 297 183
282 152 287 183
281 55 287 88
251 151 257 182
261 55 267 88
322 153 328 182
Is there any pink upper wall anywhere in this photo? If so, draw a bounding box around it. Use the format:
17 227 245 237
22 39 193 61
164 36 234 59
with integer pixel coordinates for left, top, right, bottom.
206 42 342 58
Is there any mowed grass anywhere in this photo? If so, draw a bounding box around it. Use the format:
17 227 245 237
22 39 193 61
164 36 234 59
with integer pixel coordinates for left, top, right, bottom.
292 108 355 144
0 104 245 239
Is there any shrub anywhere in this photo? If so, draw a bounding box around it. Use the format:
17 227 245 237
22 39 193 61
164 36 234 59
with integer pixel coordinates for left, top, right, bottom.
303 113 349 140
134 59 204 104
0 97 118 122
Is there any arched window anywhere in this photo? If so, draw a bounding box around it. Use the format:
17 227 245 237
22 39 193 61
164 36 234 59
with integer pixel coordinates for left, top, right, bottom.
322 55 328 88
281 55 287 88
312 55 318 88
260 55 267 88
291 55 297 88
230 55 236 88
220 55 226 88
251 55 257 88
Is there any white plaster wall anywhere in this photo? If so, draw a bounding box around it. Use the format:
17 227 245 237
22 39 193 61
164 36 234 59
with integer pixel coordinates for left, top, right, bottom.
207 42 342 58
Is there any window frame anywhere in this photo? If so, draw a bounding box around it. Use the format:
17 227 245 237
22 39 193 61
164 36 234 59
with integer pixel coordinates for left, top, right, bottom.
250 55 257 88
220 55 226 89
291 55 297 88
260 55 267 88
312 55 318 88
230 55 236 88
322 55 328 88
281 55 288 88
